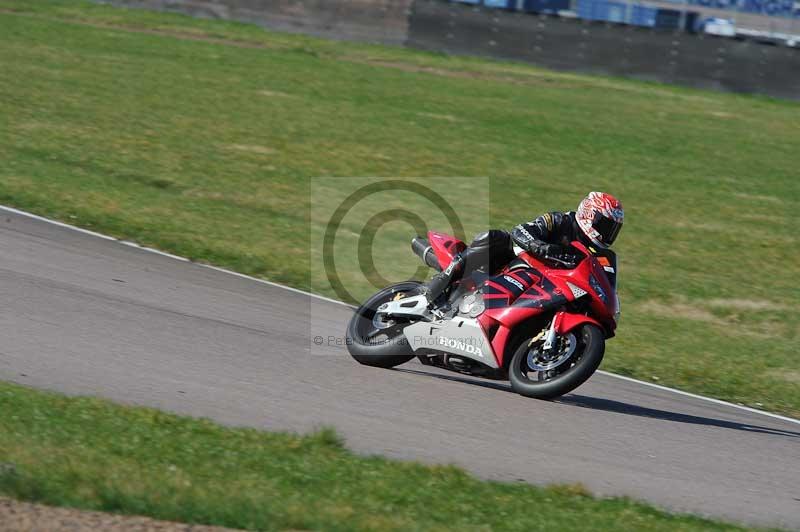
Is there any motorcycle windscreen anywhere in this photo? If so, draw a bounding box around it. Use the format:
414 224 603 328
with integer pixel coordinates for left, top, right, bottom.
591 248 617 290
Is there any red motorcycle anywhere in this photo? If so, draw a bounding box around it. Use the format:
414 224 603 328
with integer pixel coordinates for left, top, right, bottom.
346 231 619 399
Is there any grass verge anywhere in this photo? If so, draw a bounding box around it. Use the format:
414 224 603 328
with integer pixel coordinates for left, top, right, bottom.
0 0 797 418
0 381 760 531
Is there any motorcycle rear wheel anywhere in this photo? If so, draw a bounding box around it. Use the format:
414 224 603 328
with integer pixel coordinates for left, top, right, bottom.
509 324 604 399
345 282 422 369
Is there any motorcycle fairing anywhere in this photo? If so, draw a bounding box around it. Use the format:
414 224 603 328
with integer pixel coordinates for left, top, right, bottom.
482 263 572 329
553 311 603 336
428 231 466 271
478 246 617 367
402 316 499 368
481 270 538 309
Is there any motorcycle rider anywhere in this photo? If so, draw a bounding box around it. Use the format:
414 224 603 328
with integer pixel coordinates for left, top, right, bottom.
424 191 624 303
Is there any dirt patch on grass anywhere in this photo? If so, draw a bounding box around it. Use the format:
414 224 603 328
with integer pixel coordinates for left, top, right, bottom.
734 192 783 203
670 220 729 233
258 89 295 98
577 77 720 103
765 369 800 384
348 58 585 88
351 57 713 101
637 299 790 339
638 301 723 324
706 298 788 312
223 144 276 155
737 213 785 223
416 112 461 122
707 110 736 119
0 496 238 531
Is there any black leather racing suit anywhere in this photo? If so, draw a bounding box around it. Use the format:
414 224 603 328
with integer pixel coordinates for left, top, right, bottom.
510 211 585 260
425 211 603 302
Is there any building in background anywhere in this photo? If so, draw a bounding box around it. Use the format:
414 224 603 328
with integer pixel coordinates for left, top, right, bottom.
453 0 800 42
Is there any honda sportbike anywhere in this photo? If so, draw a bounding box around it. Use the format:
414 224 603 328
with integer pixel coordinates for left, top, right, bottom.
345 231 619 399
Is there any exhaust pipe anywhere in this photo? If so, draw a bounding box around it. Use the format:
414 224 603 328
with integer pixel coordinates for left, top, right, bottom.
411 237 442 271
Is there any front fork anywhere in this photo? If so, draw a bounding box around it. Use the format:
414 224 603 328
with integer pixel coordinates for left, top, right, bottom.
542 315 558 352
543 311 598 353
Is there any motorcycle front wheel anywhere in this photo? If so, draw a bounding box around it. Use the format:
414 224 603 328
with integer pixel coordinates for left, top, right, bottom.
509 324 605 399
345 281 423 369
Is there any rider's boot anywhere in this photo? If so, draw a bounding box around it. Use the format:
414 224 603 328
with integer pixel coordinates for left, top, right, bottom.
424 230 513 305
424 253 465 305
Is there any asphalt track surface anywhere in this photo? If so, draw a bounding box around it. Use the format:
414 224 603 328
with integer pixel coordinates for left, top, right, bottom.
1 209 798 529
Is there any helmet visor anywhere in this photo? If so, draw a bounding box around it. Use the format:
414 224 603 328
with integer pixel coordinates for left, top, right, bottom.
594 213 622 245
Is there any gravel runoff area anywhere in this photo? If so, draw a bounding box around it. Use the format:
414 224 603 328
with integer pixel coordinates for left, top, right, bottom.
0 497 239 532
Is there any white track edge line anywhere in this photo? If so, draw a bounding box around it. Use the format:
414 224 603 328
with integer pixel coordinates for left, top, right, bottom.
0 205 352 307
2 204 797 425
595 371 800 425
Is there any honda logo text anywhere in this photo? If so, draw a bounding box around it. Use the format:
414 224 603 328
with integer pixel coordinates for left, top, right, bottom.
438 336 484 358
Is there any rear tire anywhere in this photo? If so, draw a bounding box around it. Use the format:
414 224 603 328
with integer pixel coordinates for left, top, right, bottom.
345 282 421 369
509 324 604 399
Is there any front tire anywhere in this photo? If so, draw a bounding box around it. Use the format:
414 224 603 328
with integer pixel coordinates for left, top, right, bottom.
345 282 422 369
509 324 605 399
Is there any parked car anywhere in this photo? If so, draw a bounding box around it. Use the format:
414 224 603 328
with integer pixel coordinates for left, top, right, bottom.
699 17 736 37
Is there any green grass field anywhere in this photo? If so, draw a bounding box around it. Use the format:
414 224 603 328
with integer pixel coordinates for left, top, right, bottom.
0 381 761 531
0 0 797 424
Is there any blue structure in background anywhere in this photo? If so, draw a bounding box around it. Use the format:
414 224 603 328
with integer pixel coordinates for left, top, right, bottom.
452 0 800 20
630 4 658 26
576 0 630 22
465 0 570 10
523 0 573 13
690 0 799 17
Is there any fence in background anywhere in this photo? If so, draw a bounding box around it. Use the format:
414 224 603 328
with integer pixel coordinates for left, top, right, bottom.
408 0 800 99
456 0 800 20
97 0 800 100
457 0 800 34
